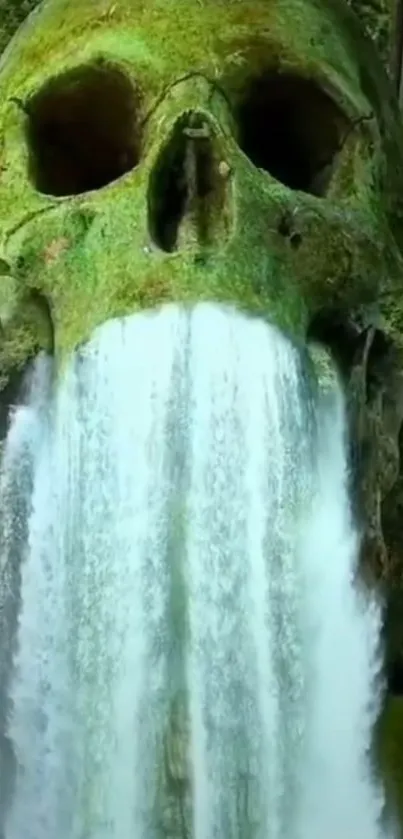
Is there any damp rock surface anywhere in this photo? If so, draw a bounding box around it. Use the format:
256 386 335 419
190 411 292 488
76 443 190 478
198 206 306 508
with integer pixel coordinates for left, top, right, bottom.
1 0 403 827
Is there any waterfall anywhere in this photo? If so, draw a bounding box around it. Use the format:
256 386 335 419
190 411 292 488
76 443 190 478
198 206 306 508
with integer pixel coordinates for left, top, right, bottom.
0 303 390 839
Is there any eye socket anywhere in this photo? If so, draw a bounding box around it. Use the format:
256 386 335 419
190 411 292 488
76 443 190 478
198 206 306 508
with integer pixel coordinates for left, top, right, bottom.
25 63 141 197
236 72 349 196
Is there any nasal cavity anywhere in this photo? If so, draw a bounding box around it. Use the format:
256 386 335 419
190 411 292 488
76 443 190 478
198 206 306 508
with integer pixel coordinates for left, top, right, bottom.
148 112 232 253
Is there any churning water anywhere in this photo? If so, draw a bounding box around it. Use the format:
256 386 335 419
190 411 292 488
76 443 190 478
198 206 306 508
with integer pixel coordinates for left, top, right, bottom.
0 303 389 839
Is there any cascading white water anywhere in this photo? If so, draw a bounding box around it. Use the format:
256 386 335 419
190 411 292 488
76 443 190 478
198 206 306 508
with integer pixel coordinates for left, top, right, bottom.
0 303 391 839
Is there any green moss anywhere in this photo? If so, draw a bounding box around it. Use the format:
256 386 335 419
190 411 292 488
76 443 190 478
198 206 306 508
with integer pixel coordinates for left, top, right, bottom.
0 0 379 111
0 290 52 389
347 0 394 70
0 0 39 57
0 0 401 388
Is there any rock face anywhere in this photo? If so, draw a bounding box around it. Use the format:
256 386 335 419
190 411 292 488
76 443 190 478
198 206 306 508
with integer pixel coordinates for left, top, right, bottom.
347 0 398 72
2 0 403 820
0 0 38 55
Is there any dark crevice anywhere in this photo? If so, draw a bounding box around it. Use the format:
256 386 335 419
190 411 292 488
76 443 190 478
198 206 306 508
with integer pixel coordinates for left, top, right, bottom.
387 661 403 695
148 112 230 253
308 310 397 404
277 212 303 248
307 308 362 376
26 288 55 354
0 341 50 442
381 403 403 566
383 590 403 696
149 120 188 253
25 62 141 196
236 72 349 196
0 290 53 443
0 369 26 442
365 329 396 398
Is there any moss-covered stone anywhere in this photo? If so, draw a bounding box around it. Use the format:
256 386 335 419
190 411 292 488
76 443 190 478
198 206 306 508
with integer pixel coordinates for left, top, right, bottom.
347 0 397 71
377 696 403 825
2 0 403 829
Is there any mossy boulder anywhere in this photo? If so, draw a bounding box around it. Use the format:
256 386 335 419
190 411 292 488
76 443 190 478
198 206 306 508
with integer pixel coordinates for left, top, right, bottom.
2 0 403 828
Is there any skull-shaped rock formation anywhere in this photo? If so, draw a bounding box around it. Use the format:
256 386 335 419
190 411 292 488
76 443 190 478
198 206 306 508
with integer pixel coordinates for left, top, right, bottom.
2 0 403 821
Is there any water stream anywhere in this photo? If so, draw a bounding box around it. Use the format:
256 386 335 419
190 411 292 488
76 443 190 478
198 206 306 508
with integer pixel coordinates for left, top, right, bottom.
0 303 390 839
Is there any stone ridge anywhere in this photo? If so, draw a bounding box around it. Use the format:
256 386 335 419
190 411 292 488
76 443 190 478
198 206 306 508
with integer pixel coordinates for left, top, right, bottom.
0 0 397 69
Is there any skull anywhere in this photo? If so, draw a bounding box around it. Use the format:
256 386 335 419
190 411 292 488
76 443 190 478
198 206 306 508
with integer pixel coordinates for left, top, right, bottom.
0 0 402 362
2 0 403 816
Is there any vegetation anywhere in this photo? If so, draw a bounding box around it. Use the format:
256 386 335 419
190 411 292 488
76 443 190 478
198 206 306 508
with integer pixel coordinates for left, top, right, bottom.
0 0 39 55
